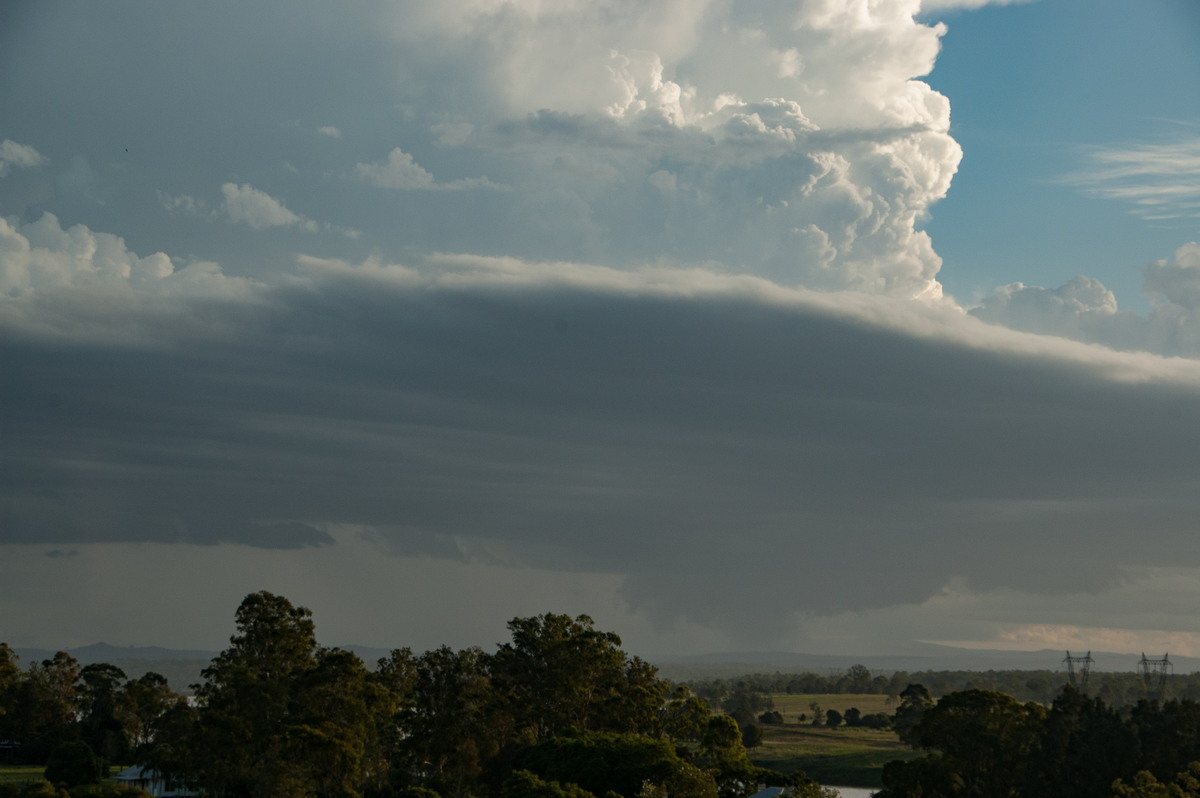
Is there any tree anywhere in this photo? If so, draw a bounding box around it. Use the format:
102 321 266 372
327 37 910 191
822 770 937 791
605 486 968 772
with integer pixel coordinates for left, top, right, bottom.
879 754 962 798
845 665 872 694
0 644 21 751
911 689 1045 798
1023 686 1136 798
1113 762 1200 798
502 770 597 798
720 685 771 728
661 686 712 743
0 644 18 708
699 716 747 770
117 672 184 754
511 732 716 798
1130 699 1200 783
134 693 196 798
741 724 764 749
77 663 129 764
891 684 932 747
43 741 105 788
400 645 501 798
492 614 666 741
290 647 396 798
368 647 419 794
699 715 758 798
7 653 81 762
824 710 842 730
190 591 320 798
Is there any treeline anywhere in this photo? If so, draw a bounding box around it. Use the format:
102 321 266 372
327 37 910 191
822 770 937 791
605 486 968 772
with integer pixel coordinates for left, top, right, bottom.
687 667 1200 707
0 591 836 798
879 686 1200 798
0 646 183 769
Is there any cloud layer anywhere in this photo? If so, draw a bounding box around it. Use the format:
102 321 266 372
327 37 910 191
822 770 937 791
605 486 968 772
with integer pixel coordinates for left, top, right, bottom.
6 246 1200 643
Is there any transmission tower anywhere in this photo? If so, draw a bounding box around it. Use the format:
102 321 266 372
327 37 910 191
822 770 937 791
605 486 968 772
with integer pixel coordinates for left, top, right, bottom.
1063 650 1094 692
1138 652 1172 698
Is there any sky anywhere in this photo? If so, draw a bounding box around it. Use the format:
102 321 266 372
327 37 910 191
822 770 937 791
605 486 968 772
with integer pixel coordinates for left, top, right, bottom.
3 0 1200 663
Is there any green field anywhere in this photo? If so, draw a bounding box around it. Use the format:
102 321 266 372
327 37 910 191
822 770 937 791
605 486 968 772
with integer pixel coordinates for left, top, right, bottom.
0 766 44 785
0 764 132 787
769 693 896 719
749 694 916 789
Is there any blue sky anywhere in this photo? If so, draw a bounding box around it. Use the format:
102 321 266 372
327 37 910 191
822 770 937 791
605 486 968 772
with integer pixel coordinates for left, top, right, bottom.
923 0 1200 310
2 0 1200 661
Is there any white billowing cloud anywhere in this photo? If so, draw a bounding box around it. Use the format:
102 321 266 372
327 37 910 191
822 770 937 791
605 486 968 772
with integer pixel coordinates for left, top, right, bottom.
972 275 1119 338
220 182 318 232
316 125 342 138
1146 241 1200 309
364 0 962 298
355 147 499 191
0 212 260 308
971 243 1200 357
919 0 1037 11
160 185 356 239
0 212 173 297
0 140 48 177
355 148 435 189
0 215 262 345
1066 133 1200 221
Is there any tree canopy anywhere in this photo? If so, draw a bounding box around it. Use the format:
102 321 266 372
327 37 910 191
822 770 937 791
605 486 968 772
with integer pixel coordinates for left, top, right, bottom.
0 591 799 798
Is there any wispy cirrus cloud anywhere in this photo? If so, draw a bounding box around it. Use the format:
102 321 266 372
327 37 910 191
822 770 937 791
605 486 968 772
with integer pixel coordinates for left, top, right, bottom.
1066 131 1200 221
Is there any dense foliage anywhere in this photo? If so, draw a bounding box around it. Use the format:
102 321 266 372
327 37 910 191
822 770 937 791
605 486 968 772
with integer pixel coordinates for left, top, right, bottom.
878 686 1200 798
0 593 819 798
0 642 188 772
18 595 1200 797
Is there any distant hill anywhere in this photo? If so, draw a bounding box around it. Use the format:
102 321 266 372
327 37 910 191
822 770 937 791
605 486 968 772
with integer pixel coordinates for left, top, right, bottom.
11 643 219 694
8 642 398 695
9 640 1195 693
654 644 1200 680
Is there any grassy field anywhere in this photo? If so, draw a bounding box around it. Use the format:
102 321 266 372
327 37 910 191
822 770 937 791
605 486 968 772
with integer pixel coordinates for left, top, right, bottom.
0 764 132 786
769 693 896 719
0 765 44 785
749 694 916 789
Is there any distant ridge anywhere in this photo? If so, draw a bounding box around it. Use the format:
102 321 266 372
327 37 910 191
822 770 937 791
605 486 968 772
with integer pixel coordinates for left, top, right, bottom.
8 641 1197 690
654 644 1200 679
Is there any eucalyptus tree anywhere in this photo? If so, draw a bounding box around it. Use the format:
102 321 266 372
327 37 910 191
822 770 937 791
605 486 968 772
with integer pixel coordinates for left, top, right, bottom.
77 663 129 763
400 645 501 798
190 591 322 798
492 613 668 742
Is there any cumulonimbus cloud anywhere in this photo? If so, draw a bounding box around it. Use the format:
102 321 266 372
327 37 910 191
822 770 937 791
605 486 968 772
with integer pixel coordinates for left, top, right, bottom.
362 0 961 299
